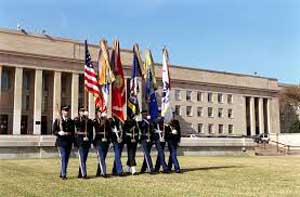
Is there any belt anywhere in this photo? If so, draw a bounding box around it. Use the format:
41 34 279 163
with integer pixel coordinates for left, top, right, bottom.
76 132 86 135
126 133 138 136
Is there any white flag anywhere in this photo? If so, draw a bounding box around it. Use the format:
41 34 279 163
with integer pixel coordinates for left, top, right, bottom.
161 48 173 123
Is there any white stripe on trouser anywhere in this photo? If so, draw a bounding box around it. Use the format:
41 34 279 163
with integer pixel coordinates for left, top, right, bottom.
78 150 84 176
143 143 151 171
96 149 104 175
57 147 63 175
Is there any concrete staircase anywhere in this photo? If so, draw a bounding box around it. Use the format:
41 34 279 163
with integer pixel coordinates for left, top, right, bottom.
255 143 287 156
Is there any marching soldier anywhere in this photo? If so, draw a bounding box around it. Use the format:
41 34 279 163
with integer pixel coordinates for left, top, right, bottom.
124 114 140 175
110 115 125 176
139 110 155 174
74 106 93 179
154 113 169 173
52 105 74 180
165 113 181 173
93 108 111 178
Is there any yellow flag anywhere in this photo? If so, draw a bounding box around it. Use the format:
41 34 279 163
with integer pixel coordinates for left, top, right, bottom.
98 39 115 85
144 49 157 90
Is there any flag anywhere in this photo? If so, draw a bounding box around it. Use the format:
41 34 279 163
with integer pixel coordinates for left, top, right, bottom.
127 45 142 119
83 40 103 109
111 40 125 122
144 49 159 121
144 49 157 90
97 39 115 112
161 48 173 123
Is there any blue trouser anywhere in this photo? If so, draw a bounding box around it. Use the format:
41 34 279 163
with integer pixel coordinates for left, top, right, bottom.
154 140 168 171
112 142 123 175
141 139 154 172
58 146 71 177
95 142 109 176
167 140 180 172
78 146 90 177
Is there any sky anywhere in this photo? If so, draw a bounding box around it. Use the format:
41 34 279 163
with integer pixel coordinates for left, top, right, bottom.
0 0 299 84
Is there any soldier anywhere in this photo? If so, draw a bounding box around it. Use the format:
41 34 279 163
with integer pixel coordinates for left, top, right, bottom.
74 106 93 179
52 105 74 180
110 115 125 176
139 110 155 174
93 108 111 178
153 114 170 173
165 113 181 173
124 114 140 175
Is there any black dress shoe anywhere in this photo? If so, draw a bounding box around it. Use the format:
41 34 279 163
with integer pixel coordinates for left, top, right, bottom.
61 176 67 180
175 170 182 173
162 170 170 174
82 175 88 179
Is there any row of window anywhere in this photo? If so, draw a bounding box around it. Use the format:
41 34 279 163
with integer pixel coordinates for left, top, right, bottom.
175 90 233 104
175 105 233 118
197 123 234 134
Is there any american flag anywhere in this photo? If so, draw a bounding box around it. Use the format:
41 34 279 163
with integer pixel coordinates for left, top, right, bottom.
84 40 103 109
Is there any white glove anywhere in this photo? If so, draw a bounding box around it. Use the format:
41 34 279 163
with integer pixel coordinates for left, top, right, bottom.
172 129 178 135
58 131 65 136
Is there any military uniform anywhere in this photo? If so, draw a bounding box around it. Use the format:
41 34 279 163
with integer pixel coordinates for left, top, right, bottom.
74 116 93 178
154 117 169 173
52 106 74 180
139 117 155 173
110 117 124 176
124 118 140 174
165 119 181 173
93 116 111 177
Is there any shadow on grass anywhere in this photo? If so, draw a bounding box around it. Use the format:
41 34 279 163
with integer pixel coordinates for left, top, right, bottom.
180 165 245 173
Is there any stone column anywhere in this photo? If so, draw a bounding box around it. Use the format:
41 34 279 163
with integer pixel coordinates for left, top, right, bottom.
33 69 43 135
88 93 95 119
249 97 256 136
13 67 23 135
258 97 265 134
71 73 79 119
267 98 272 133
52 71 61 120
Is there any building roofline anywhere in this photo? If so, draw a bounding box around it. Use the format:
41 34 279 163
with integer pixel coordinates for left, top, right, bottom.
0 27 278 82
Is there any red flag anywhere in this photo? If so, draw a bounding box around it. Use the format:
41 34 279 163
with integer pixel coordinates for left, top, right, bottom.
111 40 125 122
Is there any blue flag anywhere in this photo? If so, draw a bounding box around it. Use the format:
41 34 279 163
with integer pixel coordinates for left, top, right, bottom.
145 64 159 121
127 50 141 119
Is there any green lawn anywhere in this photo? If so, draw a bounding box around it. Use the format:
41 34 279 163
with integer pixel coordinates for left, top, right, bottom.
0 156 300 197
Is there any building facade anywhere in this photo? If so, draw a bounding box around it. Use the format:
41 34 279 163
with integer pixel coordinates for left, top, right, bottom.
0 27 281 139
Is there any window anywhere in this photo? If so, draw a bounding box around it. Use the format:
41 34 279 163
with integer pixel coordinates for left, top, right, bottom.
218 93 223 103
0 115 8 134
218 108 223 118
208 92 213 103
186 90 192 101
227 94 233 104
1 69 10 91
175 105 181 116
197 123 203 133
218 124 224 134
43 72 49 91
208 107 213 117
228 109 233 118
186 106 193 117
208 124 214 134
197 107 203 117
23 95 30 111
197 92 202 102
23 71 31 91
175 89 181 101
228 124 234 134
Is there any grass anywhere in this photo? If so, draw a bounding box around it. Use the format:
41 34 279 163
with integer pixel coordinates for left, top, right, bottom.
0 155 300 197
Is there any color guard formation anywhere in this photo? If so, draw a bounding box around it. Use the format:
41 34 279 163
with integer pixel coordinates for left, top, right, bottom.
53 38 178 180
53 105 181 180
